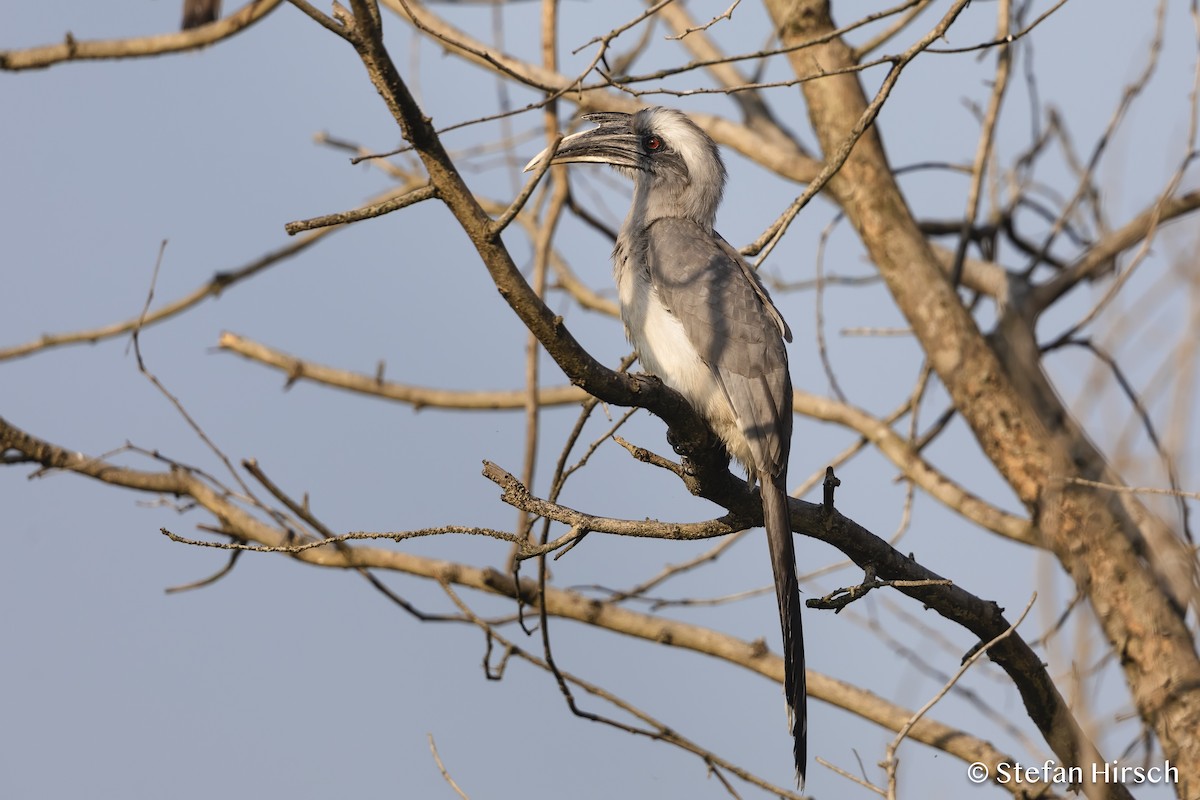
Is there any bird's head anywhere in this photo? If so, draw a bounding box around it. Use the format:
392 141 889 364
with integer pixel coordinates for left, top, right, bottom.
525 107 726 228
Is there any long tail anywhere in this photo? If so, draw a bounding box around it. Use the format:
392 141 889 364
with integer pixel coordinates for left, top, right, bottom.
761 472 806 786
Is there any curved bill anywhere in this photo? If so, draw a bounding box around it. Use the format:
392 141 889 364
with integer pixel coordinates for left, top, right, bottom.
523 112 641 173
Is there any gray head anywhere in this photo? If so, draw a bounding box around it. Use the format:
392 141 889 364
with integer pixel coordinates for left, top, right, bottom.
525 107 727 228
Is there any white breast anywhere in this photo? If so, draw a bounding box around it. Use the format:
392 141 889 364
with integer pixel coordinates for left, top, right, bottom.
614 251 753 469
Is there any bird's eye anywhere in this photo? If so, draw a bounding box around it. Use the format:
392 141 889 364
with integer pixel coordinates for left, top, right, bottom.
643 135 664 152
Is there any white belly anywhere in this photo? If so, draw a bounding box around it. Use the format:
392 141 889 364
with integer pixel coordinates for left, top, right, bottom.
615 257 753 469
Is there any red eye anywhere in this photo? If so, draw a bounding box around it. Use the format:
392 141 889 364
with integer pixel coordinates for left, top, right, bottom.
643 135 663 152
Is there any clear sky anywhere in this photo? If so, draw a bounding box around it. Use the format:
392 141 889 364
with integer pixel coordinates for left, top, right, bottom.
2 2 1196 798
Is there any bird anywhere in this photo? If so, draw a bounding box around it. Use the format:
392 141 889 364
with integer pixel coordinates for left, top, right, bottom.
525 107 805 784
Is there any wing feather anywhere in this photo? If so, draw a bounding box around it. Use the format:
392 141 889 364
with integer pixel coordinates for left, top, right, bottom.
641 216 806 784
642 217 792 476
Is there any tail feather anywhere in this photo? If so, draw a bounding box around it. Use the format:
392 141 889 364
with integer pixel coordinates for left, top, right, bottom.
761 473 806 786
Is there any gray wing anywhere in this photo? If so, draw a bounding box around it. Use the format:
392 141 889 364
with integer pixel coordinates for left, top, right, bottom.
645 217 806 783
643 217 793 477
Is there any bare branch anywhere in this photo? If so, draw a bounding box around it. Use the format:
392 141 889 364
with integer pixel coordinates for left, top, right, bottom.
1064 476 1200 503
0 226 337 363
0 0 285 70
664 0 741 42
438 581 805 800
948 0 1012 288
161 525 524 552
806 566 954 613
488 134 561 236
748 0 975 265
284 182 437 234
1033 190 1200 313
883 594 1038 799
217 331 590 408
0 414 1102 787
427 734 471 800
482 459 750 548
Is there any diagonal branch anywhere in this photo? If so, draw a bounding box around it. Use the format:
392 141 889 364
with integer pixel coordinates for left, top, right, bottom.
0 225 337 364
217 331 590 409
0 412 1061 797
1032 189 1200 313
0 0 284 70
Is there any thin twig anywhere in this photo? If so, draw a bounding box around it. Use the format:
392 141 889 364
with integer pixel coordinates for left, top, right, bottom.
1 226 338 363
883 593 1038 799
427 734 471 800
664 0 740 41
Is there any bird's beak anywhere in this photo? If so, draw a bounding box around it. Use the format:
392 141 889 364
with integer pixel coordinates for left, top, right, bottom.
523 112 641 173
